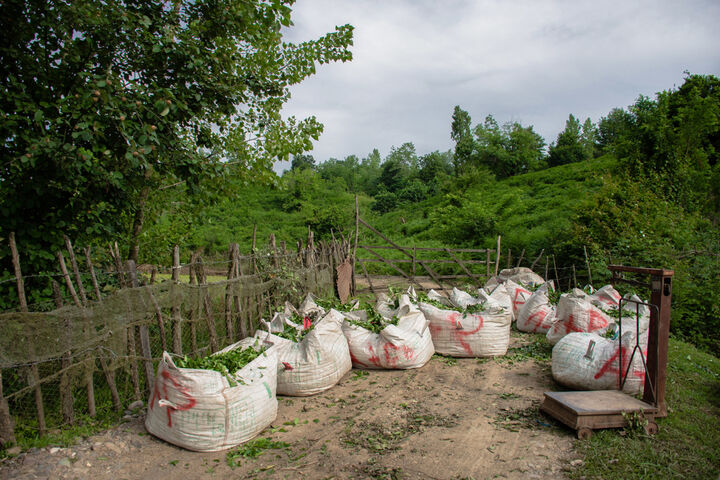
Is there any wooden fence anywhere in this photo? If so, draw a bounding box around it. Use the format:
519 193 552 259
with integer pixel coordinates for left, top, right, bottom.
0 230 350 445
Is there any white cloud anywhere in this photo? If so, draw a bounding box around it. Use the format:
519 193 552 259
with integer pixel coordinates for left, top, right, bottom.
281 0 720 163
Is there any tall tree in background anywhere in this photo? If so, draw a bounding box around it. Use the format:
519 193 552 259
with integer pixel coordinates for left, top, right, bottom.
547 114 588 167
0 0 353 267
451 106 475 174
291 154 316 171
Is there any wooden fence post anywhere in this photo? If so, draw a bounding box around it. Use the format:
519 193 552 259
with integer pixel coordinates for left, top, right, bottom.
11 233 47 434
64 236 87 306
515 249 525 268
51 280 75 424
252 224 258 274
84 247 102 302
171 246 183 355
531 249 545 271
495 236 501 275
352 195 359 295
127 260 154 397
583 245 593 285
224 244 236 343
195 255 219 352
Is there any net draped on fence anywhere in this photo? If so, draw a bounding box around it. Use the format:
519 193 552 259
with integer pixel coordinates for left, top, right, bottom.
0 264 334 440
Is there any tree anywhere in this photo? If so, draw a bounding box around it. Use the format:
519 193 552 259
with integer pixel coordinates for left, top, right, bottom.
0 0 353 268
451 106 475 174
473 116 546 177
291 154 316 171
548 114 587 167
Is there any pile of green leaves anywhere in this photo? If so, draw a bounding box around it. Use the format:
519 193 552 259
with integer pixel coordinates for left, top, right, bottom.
415 291 486 314
226 437 290 469
314 297 357 312
272 313 315 343
174 346 264 385
346 305 400 334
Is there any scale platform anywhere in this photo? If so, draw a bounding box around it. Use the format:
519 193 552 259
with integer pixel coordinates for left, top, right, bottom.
540 390 658 439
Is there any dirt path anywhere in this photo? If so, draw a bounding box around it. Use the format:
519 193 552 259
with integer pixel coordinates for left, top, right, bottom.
0 334 582 480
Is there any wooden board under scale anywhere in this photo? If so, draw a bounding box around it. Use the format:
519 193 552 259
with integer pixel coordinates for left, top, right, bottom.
541 390 658 432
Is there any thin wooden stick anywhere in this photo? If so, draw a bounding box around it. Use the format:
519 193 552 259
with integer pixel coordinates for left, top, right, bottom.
358 258 376 296
584 245 593 285
224 244 236 343
486 249 490 280
9 233 44 437
352 195 359 294
572 264 577 288
127 260 154 395
515 248 525 268
84 247 102 302
147 286 167 352
552 255 560 287
195 255 218 352
171 245 183 355
444 248 477 282
507 248 512 269
113 242 127 287
530 249 545 271
52 280 74 425
252 224 258 274
495 236 501 275
57 251 82 308
64 235 87 306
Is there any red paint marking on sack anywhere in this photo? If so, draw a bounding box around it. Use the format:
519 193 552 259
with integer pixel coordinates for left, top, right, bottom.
449 312 484 356
282 362 293 371
594 346 645 381
527 309 549 332
367 345 382 367
383 343 400 367
151 369 197 428
303 316 312 330
429 324 443 337
349 350 367 368
512 288 531 311
402 345 414 360
564 309 608 334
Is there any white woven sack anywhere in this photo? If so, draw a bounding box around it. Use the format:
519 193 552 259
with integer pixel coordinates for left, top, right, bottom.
588 285 622 310
257 309 351 396
516 282 556 334
503 279 533 321
145 338 278 452
551 332 646 394
342 295 434 369
546 294 613 345
477 284 512 313
417 301 511 358
498 267 546 287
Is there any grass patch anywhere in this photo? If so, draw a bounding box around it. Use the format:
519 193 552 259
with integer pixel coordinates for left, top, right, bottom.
572 338 720 479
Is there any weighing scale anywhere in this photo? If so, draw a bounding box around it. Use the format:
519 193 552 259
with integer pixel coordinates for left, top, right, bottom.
540 265 674 439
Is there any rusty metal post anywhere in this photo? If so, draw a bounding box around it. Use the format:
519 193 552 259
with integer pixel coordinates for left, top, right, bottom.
646 270 673 417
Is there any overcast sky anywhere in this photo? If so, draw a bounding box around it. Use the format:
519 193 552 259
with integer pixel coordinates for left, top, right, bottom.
279 0 720 167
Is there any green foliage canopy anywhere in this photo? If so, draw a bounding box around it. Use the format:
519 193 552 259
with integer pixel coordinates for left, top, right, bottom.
0 0 353 268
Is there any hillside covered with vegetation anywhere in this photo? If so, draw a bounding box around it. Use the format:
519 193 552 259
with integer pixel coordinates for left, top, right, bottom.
0 1 717 354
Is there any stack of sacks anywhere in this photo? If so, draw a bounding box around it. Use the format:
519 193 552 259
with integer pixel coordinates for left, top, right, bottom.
145 338 278 452
341 291 434 369
546 285 650 345
551 329 647 395
255 296 351 396
414 287 511 357
516 281 557 333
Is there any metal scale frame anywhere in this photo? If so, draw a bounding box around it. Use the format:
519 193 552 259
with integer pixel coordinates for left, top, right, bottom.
540 265 674 439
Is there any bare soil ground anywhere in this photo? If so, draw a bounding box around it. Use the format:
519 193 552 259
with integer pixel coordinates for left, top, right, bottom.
0 333 582 480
